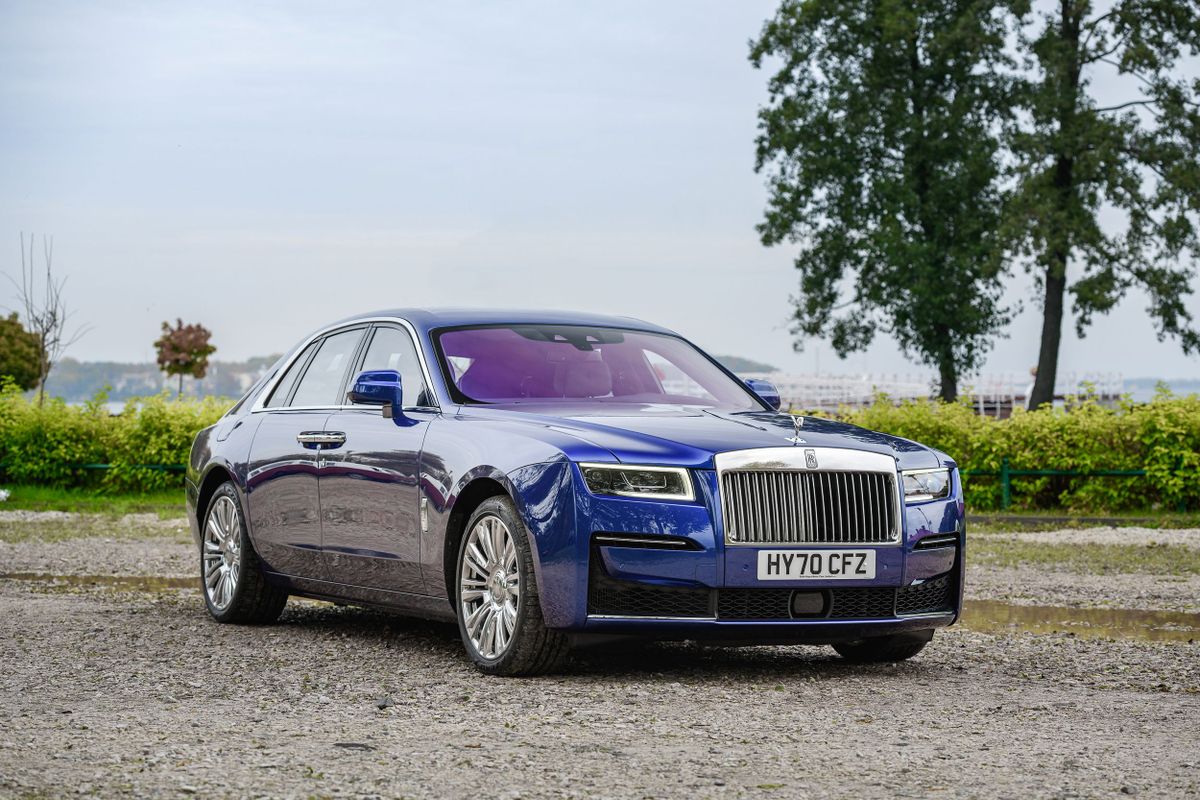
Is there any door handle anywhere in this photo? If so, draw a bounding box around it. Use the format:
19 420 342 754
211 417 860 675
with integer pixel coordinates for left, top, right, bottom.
297 431 347 448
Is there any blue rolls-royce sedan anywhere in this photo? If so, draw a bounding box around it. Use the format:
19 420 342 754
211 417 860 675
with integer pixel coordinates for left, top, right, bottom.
186 309 963 675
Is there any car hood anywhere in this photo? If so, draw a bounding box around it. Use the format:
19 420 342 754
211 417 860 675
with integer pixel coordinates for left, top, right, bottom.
458 403 944 470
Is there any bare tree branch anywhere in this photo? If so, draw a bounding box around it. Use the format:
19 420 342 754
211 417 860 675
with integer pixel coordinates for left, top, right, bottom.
1093 99 1164 118
8 233 92 406
1080 9 1119 50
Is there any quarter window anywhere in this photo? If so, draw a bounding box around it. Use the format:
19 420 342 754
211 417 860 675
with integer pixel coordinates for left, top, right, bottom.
264 342 318 408
289 328 365 408
359 326 430 407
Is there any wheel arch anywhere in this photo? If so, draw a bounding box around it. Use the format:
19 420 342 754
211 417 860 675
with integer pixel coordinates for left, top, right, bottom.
439 460 577 627
196 464 239 539
442 475 513 608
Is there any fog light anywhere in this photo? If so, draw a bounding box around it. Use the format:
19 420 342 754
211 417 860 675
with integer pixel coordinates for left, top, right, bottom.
790 590 826 617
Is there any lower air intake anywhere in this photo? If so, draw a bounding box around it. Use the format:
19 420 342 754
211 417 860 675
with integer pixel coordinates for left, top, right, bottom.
587 560 710 618
588 561 956 621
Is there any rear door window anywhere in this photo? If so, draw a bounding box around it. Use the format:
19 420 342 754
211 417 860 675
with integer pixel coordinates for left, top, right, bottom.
289 328 366 408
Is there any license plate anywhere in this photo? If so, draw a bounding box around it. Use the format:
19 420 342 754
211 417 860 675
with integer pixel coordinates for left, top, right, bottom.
757 549 876 580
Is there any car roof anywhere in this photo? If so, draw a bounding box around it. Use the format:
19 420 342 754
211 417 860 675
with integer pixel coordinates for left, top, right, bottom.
328 308 679 337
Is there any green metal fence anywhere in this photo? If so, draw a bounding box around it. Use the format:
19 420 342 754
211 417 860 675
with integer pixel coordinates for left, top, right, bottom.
76 463 187 473
962 457 1186 512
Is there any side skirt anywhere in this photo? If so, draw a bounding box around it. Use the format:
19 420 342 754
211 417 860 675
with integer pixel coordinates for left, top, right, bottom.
265 571 457 623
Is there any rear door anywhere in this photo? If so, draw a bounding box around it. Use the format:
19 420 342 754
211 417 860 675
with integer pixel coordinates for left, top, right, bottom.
245 326 366 579
318 323 437 594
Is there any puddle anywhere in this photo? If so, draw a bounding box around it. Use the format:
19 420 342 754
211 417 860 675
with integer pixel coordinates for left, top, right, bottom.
962 600 1200 643
0 572 196 592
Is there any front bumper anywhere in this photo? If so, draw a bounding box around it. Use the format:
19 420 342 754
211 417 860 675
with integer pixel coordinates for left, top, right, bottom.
540 465 966 635
586 543 960 639
516 462 964 633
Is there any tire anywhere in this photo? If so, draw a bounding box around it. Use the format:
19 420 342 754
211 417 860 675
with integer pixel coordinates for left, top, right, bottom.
832 629 933 663
201 482 288 624
455 496 569 676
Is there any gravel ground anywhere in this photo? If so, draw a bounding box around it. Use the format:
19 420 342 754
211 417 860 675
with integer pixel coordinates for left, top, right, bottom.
976 526 1200 549
0 538 194 579
966 564 1200 613
2 515 1199 798
967 526 1200 613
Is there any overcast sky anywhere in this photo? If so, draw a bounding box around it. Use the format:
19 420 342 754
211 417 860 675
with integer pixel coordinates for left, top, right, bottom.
1 0 1197 381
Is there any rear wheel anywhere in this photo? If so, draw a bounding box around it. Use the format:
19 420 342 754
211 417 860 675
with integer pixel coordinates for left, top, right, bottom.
832 630 933 663
456 496 568 676
202 482 288 624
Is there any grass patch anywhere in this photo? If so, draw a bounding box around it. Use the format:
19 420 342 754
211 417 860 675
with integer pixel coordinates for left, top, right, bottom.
971 511 1200 533
971 537 1200 576
0 485 185 517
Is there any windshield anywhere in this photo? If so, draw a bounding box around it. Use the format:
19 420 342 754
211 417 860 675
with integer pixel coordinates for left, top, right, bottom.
435 324 762 411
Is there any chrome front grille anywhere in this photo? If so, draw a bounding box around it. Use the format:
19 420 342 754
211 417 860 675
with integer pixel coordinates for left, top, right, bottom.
720 470 899 545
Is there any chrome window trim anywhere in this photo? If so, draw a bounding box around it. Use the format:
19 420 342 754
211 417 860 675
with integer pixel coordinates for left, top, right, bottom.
715 447 903 548
250 317 442 414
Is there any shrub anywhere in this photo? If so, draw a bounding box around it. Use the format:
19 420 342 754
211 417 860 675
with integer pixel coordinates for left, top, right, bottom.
104 394 232 492
821 387 1200 513
0 384 228 493
0 384 1196 512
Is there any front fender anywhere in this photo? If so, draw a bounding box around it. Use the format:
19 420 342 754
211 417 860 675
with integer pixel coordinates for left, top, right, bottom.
506 459 577 628
436 460 578 628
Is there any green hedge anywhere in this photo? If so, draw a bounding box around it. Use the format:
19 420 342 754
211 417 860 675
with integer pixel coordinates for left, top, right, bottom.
825 388 1200 513
1 384 1197 511
0 386 229 493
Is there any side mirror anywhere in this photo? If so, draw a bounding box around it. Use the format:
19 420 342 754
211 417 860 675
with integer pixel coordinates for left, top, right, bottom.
745 378 782 411
348 370 408 423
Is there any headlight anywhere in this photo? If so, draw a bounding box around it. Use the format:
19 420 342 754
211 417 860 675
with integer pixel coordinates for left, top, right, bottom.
579 463 695 501
901 468 951 503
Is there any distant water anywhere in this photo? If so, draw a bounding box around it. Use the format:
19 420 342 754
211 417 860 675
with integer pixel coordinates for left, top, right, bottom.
68 381 1196 414
62 401 143 415
1124 379 1200 403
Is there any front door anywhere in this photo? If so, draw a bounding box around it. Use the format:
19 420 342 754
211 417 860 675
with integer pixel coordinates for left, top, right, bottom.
319 324 436 594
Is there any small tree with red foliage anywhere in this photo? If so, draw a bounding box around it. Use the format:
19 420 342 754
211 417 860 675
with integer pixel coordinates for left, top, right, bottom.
154 319 216 398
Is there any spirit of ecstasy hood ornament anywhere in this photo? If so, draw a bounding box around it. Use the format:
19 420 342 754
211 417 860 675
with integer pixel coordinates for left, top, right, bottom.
786 413 806 444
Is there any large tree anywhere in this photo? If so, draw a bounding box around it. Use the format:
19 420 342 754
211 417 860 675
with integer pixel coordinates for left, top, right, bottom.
1008 0 1200 408
751 0 1018 400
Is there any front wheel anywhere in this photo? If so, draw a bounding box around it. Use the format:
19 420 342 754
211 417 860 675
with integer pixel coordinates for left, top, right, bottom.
201 482 288 624
832 629 933 663
455 496 568 676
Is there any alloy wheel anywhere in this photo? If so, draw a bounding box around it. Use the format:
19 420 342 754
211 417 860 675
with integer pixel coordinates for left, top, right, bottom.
203 495 241 611
459 514 520 660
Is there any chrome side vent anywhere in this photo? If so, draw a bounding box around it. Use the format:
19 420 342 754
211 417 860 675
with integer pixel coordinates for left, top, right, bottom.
913 533 958 550
592 533 703 551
